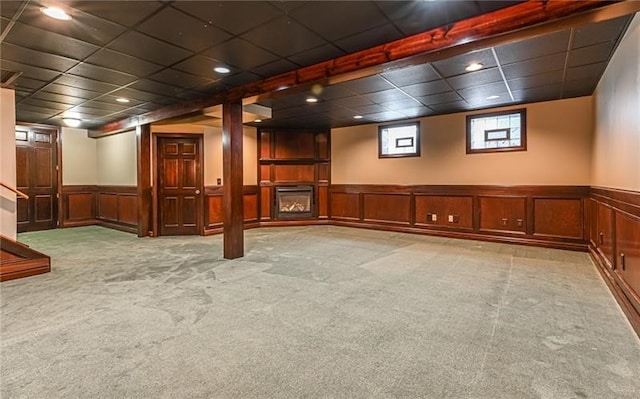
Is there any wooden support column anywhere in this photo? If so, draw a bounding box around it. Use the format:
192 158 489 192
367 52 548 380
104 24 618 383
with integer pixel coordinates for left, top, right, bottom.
136 124 152 237
222 100 244 259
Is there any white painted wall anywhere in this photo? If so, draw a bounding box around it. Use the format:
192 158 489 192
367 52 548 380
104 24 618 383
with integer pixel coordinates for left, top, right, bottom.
0 88 17 239
61 127 97 185
591 14 640 191
96 130 137 186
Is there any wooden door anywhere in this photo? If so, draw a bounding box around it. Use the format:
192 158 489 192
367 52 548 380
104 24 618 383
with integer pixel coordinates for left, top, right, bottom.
15 126 59 233
157 136 203 236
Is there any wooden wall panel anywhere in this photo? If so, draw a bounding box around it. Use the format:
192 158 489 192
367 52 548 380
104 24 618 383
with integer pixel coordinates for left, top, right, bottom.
67 192 95 222
317 186 328 219
415 195 473 229
98 193 118 221
533 198 583 239
260 186 272 221
597 203 615 268
588 198 599 247
479 196 526 233
330 192 360 220
207 195 223 227
616 211 640 307
118 195 138 225
273 164 315 182
244 194 258 221
363 193 410 224
274 131 315 159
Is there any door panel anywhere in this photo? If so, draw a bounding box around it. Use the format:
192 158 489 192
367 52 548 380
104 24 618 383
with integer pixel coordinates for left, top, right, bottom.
157 136 203 235
15 127 58 232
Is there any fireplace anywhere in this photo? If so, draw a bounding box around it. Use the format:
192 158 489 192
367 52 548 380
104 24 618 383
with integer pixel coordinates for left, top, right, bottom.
274 186 314 219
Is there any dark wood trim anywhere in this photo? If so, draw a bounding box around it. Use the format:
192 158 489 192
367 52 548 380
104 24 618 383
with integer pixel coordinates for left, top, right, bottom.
222 100 244 259
1 235 50 281
91 1 639 136
136 124 152 237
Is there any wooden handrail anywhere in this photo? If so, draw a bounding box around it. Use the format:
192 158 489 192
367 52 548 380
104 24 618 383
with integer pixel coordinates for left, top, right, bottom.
0 182 28 199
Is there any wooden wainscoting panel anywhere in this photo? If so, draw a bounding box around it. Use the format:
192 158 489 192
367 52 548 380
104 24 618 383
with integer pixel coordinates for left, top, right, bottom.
330 192 360 221
244 193 258 222
533 198 583 239
273 164 315 182
260 131 271 159
615 211 640 313
207 195 223 228
415 195 473 229
597 202 615 268
318 186 328 219
274 131 315 159
98 193 118 221
479 196 526 234
66 192 95 222
588 198 599 247
363 193 411 224
317 163 330 183
260 186 272 221
118 195 138 225
260 165 271 183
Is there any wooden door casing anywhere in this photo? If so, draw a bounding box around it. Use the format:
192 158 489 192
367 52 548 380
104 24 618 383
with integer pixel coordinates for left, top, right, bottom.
157 136 203 236
15 127 59 232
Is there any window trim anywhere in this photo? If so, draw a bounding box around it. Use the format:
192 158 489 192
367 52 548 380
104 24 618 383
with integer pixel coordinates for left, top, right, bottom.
466 108 527 154
378 121 421 158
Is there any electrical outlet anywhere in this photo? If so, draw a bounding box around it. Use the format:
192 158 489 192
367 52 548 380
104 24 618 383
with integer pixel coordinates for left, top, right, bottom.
448 215 454 223
432 214 437 222
217 178 222 185
501 218 508 226
516 219 523 227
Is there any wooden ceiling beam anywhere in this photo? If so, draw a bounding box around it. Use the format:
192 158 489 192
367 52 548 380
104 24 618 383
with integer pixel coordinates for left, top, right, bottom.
91 0 639 136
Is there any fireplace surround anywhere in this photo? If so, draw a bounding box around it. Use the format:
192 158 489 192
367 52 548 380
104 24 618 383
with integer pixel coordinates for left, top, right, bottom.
274 186 314 219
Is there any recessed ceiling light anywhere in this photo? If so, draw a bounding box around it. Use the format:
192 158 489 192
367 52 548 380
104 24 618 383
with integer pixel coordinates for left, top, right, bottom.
353 115 363 119
486 95 500 100
306 97 318 103
214 66 231 74
115 97 130 103
41 6 71 21
254 119 262 123
62 118 81 127
465 63 483 72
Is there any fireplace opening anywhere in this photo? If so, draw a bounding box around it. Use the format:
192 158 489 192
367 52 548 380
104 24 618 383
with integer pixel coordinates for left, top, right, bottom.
274 186 314 219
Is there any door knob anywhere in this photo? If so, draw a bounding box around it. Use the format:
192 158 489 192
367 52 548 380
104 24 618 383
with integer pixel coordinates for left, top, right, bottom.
195 190 201 195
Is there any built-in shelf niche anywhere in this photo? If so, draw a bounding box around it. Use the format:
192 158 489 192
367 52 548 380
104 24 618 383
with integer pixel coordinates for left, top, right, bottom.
258 129 330 221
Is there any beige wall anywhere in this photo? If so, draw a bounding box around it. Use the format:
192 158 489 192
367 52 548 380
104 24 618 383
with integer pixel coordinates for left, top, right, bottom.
96 130 137 186
592 14 640 191
1 88 17 239
151 124 258 186
61 127 98 185
332 97 593 185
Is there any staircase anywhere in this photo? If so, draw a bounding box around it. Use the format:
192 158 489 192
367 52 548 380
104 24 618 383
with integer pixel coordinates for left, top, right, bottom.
1 235 50 281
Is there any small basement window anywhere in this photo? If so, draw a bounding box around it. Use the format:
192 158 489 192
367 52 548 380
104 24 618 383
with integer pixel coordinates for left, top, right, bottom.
466 109 526 154
378 122 420 158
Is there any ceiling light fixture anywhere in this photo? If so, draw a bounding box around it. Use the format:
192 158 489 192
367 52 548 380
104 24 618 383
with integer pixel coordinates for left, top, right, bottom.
254 119 262 123
353 115 363 119
41 6 72 21
214 66 231 74
306 97 318 103
115 97 130 103
62 117 81 127
465 63 483 72
486 95 500 100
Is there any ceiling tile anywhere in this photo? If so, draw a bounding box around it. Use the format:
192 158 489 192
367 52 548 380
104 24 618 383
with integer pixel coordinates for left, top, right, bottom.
378 98 424 111
457 82 509 101
54 75 120 93
241 16 326 58
335 23 403 54
17 3 126 46
331 96 373 109
507 70 564 91
129 79 183 96
382 64 440 87
573 16 631 49
1 43 78 72
75 1 164 27
4 21 100 60
67 64 137 86
287 43 345 67
12 76 48 91
105 88 163 103
44 84 102 100
502 53 566 79
173 1 282 35
173 55 221 78
563 78 598 97
364 89 412 104
21 98 73 111
108 31 191 66
416 91 463 106
400 80 451 97
206 38 279 70
251 59 300 78
398 106 433 118
565 62 607 82
137 7 231 52
512 84 561 102
219 71 262 87
428 100 469 113
148 69 215 90
32 91 86 106
1 59 62 81
495 30 570 65
365 110 405 122
568 42 615 68
290 1 387 42
376 1 482 36
1 1 22 18
432 49 497 78
341 76 394 95
84 49 164 77
446 68 503 90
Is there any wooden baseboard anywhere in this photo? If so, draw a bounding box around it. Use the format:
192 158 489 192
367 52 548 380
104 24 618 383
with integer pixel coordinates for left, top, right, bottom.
589 247 640 336
1 236 51 282
96 220 138 234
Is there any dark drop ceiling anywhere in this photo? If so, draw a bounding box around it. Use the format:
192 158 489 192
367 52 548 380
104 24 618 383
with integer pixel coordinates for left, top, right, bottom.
0 1 635 131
